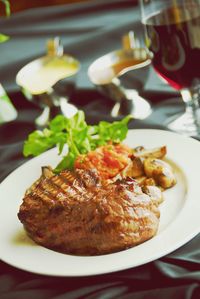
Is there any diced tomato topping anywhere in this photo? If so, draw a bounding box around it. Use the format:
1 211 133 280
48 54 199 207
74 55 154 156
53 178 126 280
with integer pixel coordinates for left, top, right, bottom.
75 143 132 181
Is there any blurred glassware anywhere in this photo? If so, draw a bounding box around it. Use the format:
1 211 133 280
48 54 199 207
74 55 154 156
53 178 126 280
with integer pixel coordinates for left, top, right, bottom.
0 83 17 124
16 37 80 127
140 0 200 137
88 31 152 119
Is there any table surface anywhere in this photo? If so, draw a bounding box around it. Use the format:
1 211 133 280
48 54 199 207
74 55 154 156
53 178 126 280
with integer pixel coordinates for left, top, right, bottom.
0 1 200 299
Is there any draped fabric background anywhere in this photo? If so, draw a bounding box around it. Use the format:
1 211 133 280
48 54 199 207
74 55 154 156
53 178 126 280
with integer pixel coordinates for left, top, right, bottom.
0 1 200 298
0 0 175 94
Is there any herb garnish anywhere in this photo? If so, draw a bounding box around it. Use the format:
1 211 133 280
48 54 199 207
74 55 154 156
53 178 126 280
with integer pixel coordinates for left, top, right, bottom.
23 111 132 172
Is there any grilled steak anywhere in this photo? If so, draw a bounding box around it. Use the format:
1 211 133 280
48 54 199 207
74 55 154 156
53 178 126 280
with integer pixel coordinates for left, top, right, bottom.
18 167 160 255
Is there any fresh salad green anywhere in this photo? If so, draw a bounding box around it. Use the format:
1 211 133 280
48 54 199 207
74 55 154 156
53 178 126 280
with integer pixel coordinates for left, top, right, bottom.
23 111 132 172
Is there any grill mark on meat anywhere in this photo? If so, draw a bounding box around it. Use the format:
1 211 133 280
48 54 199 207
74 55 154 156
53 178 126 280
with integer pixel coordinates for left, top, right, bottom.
59 170 98 201
38 175 90 205
36 180 57 202
39 178 69 202
44 174 82 201
36 171 93 204
56 171 92 202
32 185 57 206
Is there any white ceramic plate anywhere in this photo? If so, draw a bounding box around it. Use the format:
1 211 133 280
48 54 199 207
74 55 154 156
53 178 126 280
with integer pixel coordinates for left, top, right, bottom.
0 129 200 277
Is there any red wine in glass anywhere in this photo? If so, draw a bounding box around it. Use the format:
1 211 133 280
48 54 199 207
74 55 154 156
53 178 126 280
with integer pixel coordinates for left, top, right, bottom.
140 0 200 136
145 5 200 91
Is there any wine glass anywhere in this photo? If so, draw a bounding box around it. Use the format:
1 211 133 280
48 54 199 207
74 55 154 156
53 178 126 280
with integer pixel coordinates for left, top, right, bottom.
140 0 200 136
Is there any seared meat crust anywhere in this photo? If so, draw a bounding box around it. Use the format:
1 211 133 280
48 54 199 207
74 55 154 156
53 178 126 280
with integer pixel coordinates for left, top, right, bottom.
18 168 160 255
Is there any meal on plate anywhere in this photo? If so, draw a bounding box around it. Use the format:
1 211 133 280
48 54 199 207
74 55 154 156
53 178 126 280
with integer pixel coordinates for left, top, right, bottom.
18 111 176 255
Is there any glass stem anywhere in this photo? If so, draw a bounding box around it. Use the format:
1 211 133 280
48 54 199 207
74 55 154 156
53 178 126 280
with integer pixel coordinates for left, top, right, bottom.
180 88 200 128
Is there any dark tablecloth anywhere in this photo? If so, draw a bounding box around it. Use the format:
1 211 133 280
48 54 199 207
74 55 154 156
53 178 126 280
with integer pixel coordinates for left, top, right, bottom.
0 1 200 298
